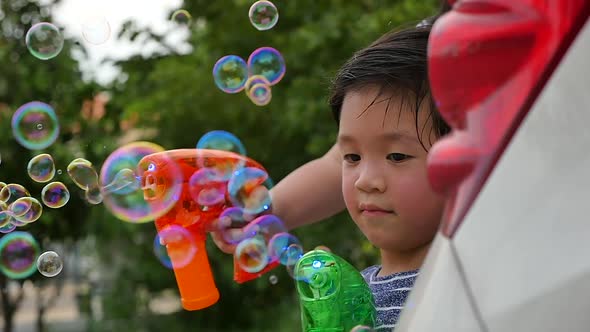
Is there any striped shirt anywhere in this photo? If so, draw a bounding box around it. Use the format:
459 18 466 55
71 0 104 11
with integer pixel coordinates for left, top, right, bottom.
361 266 419 331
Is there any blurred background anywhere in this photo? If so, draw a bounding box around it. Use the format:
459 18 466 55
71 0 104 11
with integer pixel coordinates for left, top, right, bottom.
0 0 439 331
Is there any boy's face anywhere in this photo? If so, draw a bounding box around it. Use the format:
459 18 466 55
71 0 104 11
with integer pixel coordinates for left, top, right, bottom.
337 86 445 252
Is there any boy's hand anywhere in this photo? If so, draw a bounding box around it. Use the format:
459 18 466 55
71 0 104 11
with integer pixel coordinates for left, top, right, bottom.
209 215 251 254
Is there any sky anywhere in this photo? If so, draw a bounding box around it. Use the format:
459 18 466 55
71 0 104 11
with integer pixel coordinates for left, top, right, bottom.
52 0 188 84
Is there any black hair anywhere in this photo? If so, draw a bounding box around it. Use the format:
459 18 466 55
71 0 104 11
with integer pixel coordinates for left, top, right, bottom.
329 12 451 150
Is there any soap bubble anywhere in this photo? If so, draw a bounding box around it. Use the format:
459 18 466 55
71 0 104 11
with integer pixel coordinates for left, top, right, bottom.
153 225 198 269
25 22 64 60
196 130 246 156
245 75 271 92
269 274 278 285
102 168 140 195
196 130 247 180
0 231 40 279
227 167 271 215
12 101 59 150
247 47 286 85
268 232 303 265
0 201 14 228
67 158 98 190
27 153 55 183
0 184 30 205
249 1 279 31
188 167 226 208
0 222 16 234
171 9 192 25
241 214 287 243
11 197 43 224
350 326 374 332
235 236 268 273
219 207 253 244
213 55 248 93
81 16 111 45
100 142 182 223
36 251 63 277
247 83 272 106
41 182 70 208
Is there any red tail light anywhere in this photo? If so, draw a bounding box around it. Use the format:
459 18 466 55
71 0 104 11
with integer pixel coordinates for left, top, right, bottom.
427 0 590 237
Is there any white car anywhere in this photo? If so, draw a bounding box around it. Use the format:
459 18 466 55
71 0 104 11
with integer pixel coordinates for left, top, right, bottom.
396 1 590 331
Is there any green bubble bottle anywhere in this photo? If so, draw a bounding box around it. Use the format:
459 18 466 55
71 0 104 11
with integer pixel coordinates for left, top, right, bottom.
294 249 376 332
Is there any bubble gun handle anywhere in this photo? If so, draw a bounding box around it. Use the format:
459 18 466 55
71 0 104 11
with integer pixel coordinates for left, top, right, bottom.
142 149 279 311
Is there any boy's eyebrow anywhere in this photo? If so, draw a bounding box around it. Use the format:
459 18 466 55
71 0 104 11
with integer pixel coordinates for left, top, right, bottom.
337 131 418 144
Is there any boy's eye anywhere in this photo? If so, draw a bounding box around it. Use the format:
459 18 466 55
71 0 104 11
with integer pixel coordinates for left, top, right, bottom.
387 153 410 162
343 154 360 163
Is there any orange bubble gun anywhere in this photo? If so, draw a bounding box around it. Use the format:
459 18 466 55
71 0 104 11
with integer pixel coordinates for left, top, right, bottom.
139 149 279 311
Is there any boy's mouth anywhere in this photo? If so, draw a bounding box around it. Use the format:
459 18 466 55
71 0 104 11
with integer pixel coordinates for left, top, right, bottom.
359 203 395 215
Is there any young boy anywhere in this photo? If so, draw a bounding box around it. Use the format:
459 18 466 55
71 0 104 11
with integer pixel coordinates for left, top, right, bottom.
214 23 450 331
328 25 449 330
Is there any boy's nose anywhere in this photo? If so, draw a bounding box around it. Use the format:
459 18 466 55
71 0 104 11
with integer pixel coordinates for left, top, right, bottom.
354 163 386 193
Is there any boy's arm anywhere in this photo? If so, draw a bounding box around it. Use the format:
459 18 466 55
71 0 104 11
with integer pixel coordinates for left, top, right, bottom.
270 143 345 230
211 144 345 253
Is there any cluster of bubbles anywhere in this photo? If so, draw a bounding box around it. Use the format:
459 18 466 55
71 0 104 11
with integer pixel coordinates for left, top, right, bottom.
209 0 281 106
0 231 63 279
213 47 285 106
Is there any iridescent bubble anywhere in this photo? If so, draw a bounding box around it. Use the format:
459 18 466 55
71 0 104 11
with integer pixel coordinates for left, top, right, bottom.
11 101 59 150
196 130 247 180
188 168 226 207
247 47 286 85
0 222 16 234
67 158 98 190
197 130 246 156
249 1 279 31
0 231 40 279
286 244 306 280
219 207 253 244
36 251 63 277
41 182 69 208
85 186 103 205
0 201 14 228
350 326 374 332
228 167 271 215
25 22 64 60
269 274 278 285
12 197 43 224
235 236 268 273
8 197 32 218
213 55 248 93
244 75 271 92
247 82 272 106
81 16 111 45
27 153 55 183
100 142 182 223
67 158 103 204
102 168 140 195
241 214 287 243
153 225 197 269
171 9 192 25
268 232 302 265
0 184 30 205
